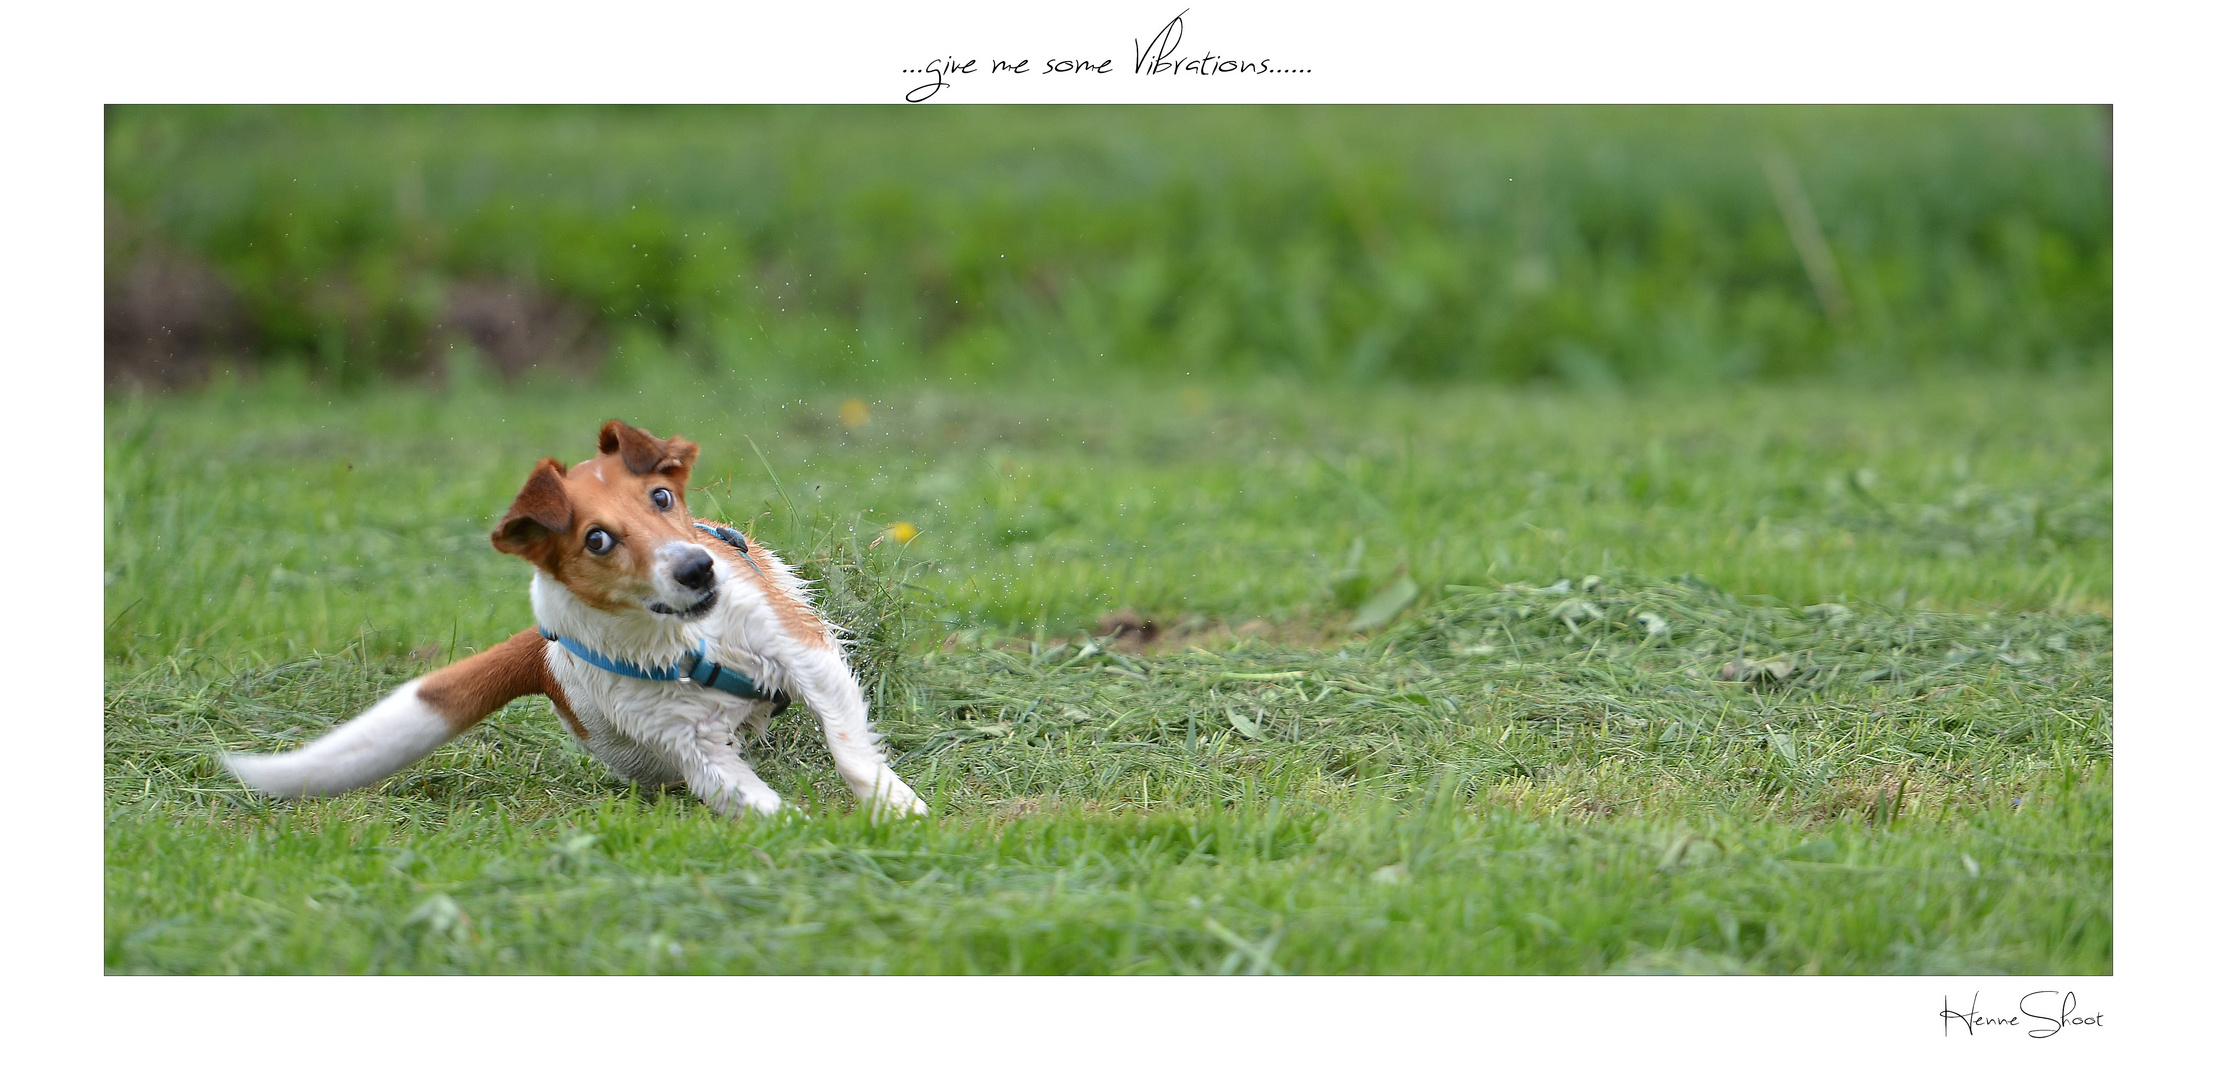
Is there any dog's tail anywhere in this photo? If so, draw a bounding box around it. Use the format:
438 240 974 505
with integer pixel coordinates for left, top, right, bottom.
224 630 554 799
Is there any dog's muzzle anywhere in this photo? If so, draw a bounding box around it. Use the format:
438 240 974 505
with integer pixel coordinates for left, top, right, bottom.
648 546 720 619
650 588 720 619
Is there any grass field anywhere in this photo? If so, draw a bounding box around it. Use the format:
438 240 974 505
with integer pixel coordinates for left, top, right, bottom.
103 370 2111 973
106 106 2110 387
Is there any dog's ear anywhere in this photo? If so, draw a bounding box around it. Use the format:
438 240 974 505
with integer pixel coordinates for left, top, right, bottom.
491 458 573 563
598 420 699 489
655 435 699 492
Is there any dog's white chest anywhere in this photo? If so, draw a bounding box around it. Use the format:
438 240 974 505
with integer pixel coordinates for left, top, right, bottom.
547 644 778 785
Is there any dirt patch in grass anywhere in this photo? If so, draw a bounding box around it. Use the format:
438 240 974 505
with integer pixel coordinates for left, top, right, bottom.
1071 608 1354 655
440 279 603 381
105 247 249 389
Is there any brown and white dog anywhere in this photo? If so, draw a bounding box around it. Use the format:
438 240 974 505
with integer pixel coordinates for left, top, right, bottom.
223 420 928 818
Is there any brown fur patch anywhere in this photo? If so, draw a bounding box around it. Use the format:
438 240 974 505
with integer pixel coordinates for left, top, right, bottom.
542 676 588 741
418 630 557 734
697 521 828 647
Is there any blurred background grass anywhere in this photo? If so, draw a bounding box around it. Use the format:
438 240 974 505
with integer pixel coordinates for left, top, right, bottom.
105 105 2111 390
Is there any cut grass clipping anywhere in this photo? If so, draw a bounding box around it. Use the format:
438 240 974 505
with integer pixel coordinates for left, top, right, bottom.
108 565 2108 974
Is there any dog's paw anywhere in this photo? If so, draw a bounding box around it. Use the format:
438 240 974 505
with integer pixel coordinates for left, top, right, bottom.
860 770 930 819
738 789 786 817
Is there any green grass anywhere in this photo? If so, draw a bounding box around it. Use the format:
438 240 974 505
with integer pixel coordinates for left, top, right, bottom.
106 105 2111 386
103 371 2111 973
105 366 2110 662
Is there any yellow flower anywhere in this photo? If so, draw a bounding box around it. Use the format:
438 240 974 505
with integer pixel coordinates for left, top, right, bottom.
838 399 871 429
888 521 920 544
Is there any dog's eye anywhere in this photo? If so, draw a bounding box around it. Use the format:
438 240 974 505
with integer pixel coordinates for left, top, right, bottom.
583 528 615 555
651 488 674 511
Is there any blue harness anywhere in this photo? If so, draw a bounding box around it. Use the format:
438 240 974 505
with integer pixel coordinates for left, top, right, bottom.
535 522 789 708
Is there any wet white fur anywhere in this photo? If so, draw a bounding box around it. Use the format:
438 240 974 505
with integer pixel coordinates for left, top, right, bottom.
223 678 452 797
532 535 927 818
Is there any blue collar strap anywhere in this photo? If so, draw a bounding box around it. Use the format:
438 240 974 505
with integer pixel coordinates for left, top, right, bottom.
537 627 788 706
695 521 764 574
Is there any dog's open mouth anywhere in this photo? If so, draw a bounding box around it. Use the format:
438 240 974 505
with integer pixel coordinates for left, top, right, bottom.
649 588 719 620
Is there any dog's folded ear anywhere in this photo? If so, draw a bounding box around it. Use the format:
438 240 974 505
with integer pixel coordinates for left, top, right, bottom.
598 420 699 487
491 458 573 561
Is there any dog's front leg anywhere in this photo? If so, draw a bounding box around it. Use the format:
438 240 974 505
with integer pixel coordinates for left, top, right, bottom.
677 728 787 818
784 648 929 817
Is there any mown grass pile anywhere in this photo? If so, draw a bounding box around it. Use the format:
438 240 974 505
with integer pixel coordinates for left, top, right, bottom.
104 375 2110 974
896 573 2110 821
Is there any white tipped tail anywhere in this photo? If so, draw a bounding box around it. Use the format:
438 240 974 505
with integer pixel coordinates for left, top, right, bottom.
223 678 457 798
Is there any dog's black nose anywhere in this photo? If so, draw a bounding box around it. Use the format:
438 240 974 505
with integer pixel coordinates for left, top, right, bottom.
673 548 716 591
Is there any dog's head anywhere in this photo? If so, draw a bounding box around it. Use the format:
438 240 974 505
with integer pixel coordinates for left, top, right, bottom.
491 420 721 619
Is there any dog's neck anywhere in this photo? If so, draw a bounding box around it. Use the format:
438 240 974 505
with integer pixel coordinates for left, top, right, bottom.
530 571 703 668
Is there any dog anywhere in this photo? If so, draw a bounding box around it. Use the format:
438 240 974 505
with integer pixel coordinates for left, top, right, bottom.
223 420 928 819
